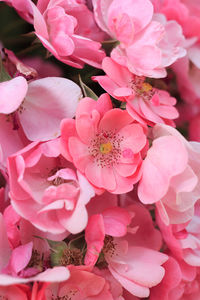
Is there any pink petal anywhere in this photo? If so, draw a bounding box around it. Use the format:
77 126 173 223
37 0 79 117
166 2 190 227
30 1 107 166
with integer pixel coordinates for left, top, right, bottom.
85 214 105 266
99 109 133 132
103 207 132 237
0 77 28 114
3 242 33 275
19 77 82 141
138 136 188 204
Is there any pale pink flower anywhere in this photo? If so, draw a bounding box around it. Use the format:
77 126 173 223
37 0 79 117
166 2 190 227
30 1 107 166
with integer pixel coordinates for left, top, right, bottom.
60 94 147 194
92 0 186 77
93 57 178 126
33 265 114 300
138 124 200 225
8 139 94 235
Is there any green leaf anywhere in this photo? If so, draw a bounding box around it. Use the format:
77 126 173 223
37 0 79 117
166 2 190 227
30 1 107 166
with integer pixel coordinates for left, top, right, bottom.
0 54 11 82
79 74 98 100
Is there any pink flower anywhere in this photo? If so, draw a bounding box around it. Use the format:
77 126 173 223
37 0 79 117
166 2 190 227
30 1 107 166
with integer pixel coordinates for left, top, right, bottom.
150 256 200 300
84 206 132 266
17 0 106 68
60 94 147 194
92 0 186 77
84 202 167 298
157 201 200 267
106 242 167 299
8 139 94 235
93 57 178 126
33 265 114 300
138 124 200 225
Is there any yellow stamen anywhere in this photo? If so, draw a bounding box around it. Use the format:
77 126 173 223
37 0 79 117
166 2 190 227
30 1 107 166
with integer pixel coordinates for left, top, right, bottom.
100 142 113 154
141 82 153 93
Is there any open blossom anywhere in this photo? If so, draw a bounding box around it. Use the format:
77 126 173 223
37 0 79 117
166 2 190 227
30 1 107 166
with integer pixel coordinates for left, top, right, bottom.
17 0 106 68
61 94 147 194
8 138 94 235
93 57 179 126
84 206 133 266
84 202 166 298
138 124 200 225
33 265 114 300
92 0 186 77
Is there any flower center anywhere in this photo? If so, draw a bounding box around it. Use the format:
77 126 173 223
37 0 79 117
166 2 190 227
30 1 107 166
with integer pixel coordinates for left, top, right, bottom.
59 248 83 266
89 131 124 168
140 82 153 93
100 142 113 154
130 76 156 101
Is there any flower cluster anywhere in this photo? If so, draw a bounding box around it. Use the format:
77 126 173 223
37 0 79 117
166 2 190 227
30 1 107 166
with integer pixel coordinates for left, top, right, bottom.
0 0 200 299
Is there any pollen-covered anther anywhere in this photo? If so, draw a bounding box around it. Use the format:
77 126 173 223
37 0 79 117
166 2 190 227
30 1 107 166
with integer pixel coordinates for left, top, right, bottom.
59 248 83 266
100 142 113 154
141 82 153 93
102 235 117 257
131 76 156 101
27 249 42 269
